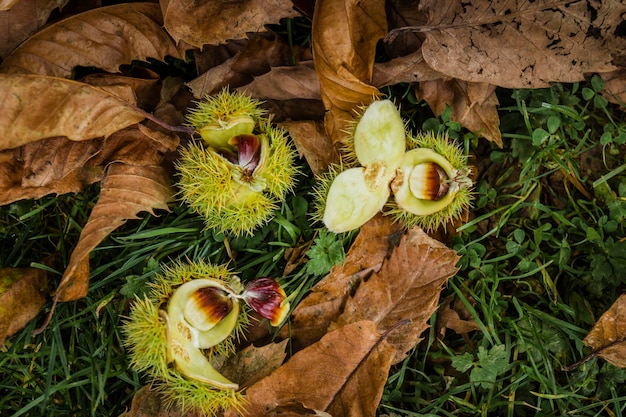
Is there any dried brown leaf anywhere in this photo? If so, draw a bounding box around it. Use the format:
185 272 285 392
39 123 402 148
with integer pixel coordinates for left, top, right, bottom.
0 0 68 59
312 0 386 145
601 70 626 106
292 0 315 19
242 321 396 417
417 79 502 146
332 228 460 363
55 161 173 302
186 53 244 99
278 120 338 175
193 37 249 75
372 49 444 87
0 0 20 9
237 62 320 101
384 0 426 58
283 215 403 350
117 385 198 417
263 99 326 123
0 137 104 205
187 33 312 99
583 293 626 368
436 294 480 338
282 238 312 276
437 306 481 335
0 116 179 207
161 0 298 49
0 267 48 345
0 3 181 77
38 125 178 302
185 37 253 97
217 340 289 388
230 33 312 76
418 0 626 88
80 71 162 111
0 74 147 151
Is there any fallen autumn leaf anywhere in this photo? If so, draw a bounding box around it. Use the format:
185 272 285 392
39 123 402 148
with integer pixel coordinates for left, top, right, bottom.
582 293 626 368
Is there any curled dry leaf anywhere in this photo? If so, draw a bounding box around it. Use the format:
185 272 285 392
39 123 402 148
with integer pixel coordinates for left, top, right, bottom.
186 36 256 98
0 74 147 151
187 33 312 99
229 35 312 75
437 306 481 336
438 308 481 335
193 36 250 75
436 294 480 338
0 120 179 207
417 0 626 88
284 215 403 350
0 0 68 59
278 120 339 176
237 62 320 101
186 52 244 99
282 239 311 276
417 79 502 146
281 215 402 349
0 137 103 205
312 0 386 145
262 99 326 124
0 0 20 10
241 321 396 417
48 125 178 302
80 71 162 111
161 0 299 49
601 70 626 106
372 49 444 87
216 340 289 388
55 160 173 302
0 267 48 345
583 293 626 368
117 386 186 417
0 3 181 77
331 227 460 363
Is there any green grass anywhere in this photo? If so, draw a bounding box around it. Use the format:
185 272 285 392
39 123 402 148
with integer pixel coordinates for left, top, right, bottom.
0 164 341 417
1 77 625 417
378 78 626 416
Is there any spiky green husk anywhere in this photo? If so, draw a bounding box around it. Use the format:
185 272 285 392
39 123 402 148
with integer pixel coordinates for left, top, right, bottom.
122 260 250 416
149 260 248 347
177 123 299 236
258 121 300 198
176 142 277 236
390 131 473 231
157 373 247 416
123 296 169 377
186 90 265 133
202 195 277 237
149 260 240 303
315 129 473 232
336 117 362 169
405 131 467 168
176 142 241 211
